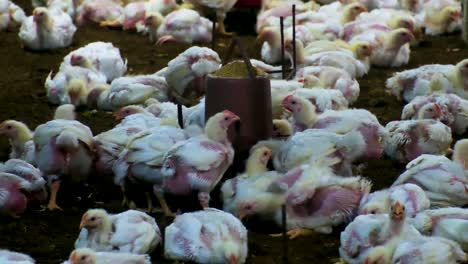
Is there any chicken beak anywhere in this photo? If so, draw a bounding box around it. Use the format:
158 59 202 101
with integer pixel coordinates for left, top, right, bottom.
434 103 442 118
228 255 238 264
238 209 247 220
79 220 86 229
392 201 404 220
69 252 77 264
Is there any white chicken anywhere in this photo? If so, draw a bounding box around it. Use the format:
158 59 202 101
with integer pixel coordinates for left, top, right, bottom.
384 119 452 163
18 7 76 51
402 93 468 135
339 200 422 264
185 0 238 35
294 65 360 104
61 42 127 83
65 247 151 264
292 88 349 113
88 74 169 111
33 119 94 210
0 0 25 31
75 209 161 254
386 59 468 102
164 46 221 105
0 159 46 195
410 207 468 251
391 236 467 264
392 139 468 207
0 120 35 164
144 9 213 45
415 0 461 36
75 0 124 26
113 125 188 214
45 65 107 106
160 111 239 212
349 28 414 67
0 249 35 264
358 183 430 217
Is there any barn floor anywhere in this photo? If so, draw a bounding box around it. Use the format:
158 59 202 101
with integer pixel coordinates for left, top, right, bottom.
0 1 467 263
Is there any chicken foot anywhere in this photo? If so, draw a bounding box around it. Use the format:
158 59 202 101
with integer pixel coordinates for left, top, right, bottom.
154 186 175 217
216 13 232 36
270 228 315 240
44 179 63 211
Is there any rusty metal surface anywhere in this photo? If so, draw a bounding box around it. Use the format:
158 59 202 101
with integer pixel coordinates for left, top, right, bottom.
205 75 272 154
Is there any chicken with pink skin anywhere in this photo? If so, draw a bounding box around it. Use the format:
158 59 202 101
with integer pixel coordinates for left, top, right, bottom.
294 65 360 104
64 247 151 264
410 207 468 251
113 125 188 214
160 110 239 213
391 236 467 264
402 93 468 135
256 1 318 32
348 28 414 67
0 120 35 164
358 183 430 217
391 139 468 207
18 7 76 51
87 73 169 111
339 200 422 264
164 46 221 105
281 95 386 161
45 66 107 106
144 9 213 45
164 208 247 264
33 119 94 210
384 119 452 163
113 105 167 128
386 59 468 102
268 157 372 238
60 42 127 83
0 249 35 264
75 209 161 254
415 0 461 36
100 0 179 30
0 159 46 199
76 0 123 26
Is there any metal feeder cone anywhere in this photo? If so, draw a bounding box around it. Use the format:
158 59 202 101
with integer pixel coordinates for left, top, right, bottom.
205 37 272 154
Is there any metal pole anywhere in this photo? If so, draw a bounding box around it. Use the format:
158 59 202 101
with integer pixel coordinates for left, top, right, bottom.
211 21 216 50
282 204 288 264
280 17 286 80
463 0 468 43
177 103 183 128
292 4 297 78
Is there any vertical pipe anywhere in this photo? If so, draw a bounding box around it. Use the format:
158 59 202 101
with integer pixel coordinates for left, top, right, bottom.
292 4 297 78
282 204 288 264
211 21 216 50
463 0 468 43
177 103 183 128
280 17 285 80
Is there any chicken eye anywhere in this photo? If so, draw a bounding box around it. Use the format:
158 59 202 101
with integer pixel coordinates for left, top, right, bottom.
90 217 96 221
428 108 433 112
370 210 376 214
263 151 268 156
224 117 229 121
245 205 252 210
291 101 296 105
81 256 86 260
6 125 12 129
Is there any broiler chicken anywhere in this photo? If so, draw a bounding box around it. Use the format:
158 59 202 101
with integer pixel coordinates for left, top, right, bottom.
410 207 468 251
386 59 468 102
391 139 468 207
60 41 127 82
75 209 161 254
45 65 107 106
185 0 238 35
33 119 94 210
0 0 25 31
160 110 239 212
164 208 248 264
0 249 35 264
391 236 467 264
384 119 452 163
339 200 422 264
292 88 349 113
65 247 151 264
358 183 430 217
144 9 213 45
0 120 35 164
402 93 468 134
87 73 169 111
294 65 360 104
113 125 188 214
18 7 76 50
76 0 124 26
164 46 221 105
415 0 461 36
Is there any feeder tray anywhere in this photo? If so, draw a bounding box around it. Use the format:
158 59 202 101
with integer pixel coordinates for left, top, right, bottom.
205 37 273 154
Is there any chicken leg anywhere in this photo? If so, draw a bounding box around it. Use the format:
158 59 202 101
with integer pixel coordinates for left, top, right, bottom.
216 13 232 36
154 187 175 217
270 228 315 240
100 20 122 28
46 180 63 211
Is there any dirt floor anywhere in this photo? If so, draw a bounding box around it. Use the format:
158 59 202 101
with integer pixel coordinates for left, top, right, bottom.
0 1 467 263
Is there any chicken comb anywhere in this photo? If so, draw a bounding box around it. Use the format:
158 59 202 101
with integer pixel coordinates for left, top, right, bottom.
222 110 237 117
282 94 294 104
